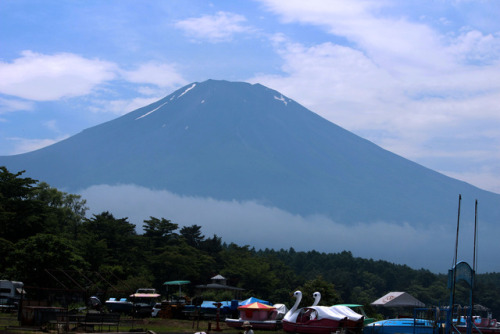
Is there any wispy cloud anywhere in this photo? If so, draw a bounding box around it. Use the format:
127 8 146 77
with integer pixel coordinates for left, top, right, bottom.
175 11 254 43
251 0 500 193
121 62 187 88
80 184 493 272
0 97 35 114
88 96 164 116
7 135 69 155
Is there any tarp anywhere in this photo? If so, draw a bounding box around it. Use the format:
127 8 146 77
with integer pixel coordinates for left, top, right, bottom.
371 292 424 307
331 305 363 320
240 297 272 306
306 306 363 321
199 300 233 309
273 304 289 320
238 302 276 310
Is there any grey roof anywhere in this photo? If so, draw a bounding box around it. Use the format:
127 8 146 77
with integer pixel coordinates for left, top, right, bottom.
211 274 226 280
371 292 424 307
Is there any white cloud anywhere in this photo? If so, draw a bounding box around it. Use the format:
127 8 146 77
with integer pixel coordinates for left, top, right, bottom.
448 30 500 64
89 96 164 115
80 184 498 272
7 135 69 155
0 52 188 105
444 168 500 195
259 0 382 20
175 11 253 42
121 62 187 88
43 120 60 133
0 51 118 101
0 97 35 113
250 41 403 131
258 0 453 70
250 0 500 193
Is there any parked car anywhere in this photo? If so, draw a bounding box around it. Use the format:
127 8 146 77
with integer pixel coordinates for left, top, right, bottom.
152 303 162 317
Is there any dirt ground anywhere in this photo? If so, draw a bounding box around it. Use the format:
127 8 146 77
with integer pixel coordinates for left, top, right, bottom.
0 314 280 334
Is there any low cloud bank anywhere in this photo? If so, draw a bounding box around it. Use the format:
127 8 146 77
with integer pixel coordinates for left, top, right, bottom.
80 184 498 273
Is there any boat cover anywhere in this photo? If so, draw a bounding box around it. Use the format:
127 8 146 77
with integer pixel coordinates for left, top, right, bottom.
273 303 288 319
330 305 363 321
301 306 363 321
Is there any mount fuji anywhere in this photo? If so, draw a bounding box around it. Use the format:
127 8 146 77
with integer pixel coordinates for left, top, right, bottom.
2 80 499 272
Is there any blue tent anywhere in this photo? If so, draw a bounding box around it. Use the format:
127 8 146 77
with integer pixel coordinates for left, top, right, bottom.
200 300 233 309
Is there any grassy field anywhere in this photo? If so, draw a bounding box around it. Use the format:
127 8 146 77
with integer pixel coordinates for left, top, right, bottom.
0 312 281 334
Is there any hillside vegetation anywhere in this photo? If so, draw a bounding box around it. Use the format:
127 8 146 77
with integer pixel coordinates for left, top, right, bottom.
1 166 499 318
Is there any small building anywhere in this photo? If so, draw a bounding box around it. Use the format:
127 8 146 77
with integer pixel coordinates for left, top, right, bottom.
211 275 227 285
195 274 245 299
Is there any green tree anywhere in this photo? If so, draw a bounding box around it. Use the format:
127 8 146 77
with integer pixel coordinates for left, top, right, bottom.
80 212 140 271
180 224 204 248
10 234 87 286
0 167 45 242
200 234 223 255
149 242 215 289
0 237 14 274
29 182 88 239
297 275 342 306
220 244 282 298
143 217 179 249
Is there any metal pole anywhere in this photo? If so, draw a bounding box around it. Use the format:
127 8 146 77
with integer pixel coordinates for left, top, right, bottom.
448 194 461 334
453 194 462 268
470 200 478 334
473 200 478 273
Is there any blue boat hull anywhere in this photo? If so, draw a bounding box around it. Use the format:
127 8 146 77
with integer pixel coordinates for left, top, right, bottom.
363 318 438 334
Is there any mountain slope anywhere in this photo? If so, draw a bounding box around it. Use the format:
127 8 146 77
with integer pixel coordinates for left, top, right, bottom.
1 79 499 228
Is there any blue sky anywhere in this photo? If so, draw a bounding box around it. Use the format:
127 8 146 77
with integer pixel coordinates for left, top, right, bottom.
1 0 500 196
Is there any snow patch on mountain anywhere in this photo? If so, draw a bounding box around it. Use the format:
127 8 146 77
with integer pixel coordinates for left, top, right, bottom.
135 101 169 120
274 95 288 106
178 83 196 98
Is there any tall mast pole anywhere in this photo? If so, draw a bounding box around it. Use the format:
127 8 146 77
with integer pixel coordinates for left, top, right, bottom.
450 194 462 329
473 200 478 273
471 200 478 318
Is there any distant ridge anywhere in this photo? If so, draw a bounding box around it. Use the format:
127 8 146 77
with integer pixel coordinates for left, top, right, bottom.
1 79 499 228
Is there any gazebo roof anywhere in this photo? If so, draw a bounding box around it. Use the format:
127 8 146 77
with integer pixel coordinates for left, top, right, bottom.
371 292 424 307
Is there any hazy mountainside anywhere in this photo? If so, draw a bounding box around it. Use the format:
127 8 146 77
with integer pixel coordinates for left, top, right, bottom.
1 79 499 227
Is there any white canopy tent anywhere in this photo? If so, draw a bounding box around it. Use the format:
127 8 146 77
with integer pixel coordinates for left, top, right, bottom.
371 292 424 308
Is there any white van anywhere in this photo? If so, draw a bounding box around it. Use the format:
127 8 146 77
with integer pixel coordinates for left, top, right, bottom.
0 280 25 309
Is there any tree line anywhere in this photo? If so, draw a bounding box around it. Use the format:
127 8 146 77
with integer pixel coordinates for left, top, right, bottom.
1 166 499 318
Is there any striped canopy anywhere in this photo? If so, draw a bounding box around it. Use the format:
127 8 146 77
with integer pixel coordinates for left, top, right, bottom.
238 302 276 310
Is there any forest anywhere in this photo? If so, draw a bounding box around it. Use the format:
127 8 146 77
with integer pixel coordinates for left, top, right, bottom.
1 166 499 318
